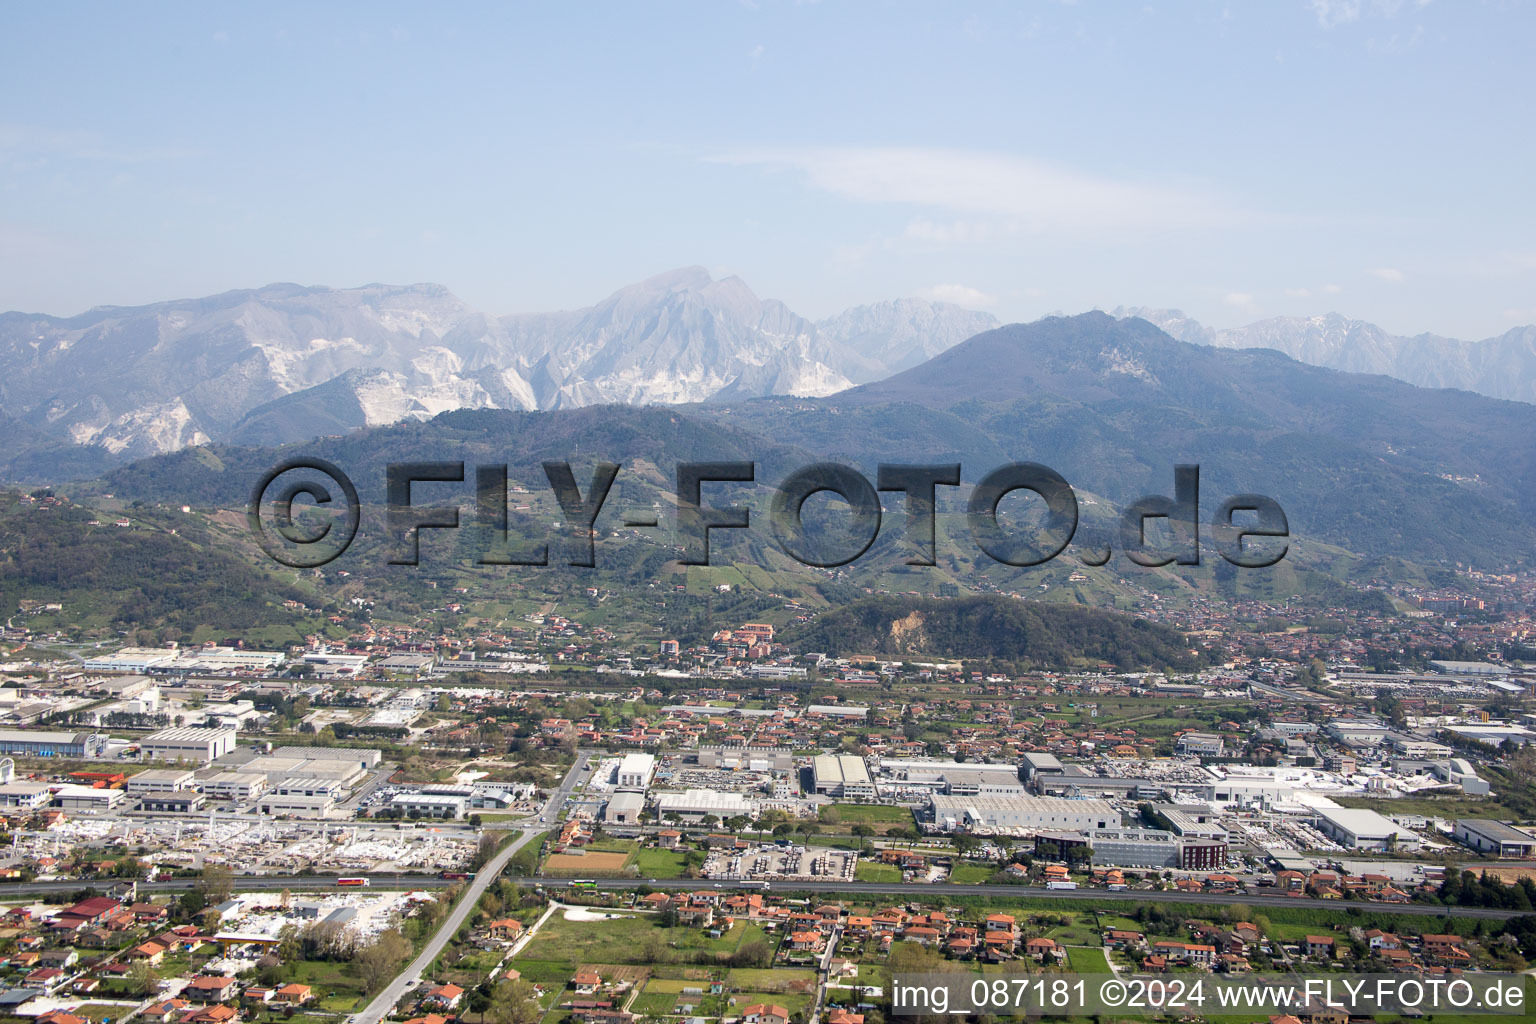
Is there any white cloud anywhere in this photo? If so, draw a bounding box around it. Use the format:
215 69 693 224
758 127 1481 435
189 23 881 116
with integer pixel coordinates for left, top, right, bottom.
1224 292 1257 309
917 283 997 308
1309 0 1414 27
707 145 1252 232
1310 0 1363 27
1369 267 1405 282
1285 287 1311 298
1322 283 1343 294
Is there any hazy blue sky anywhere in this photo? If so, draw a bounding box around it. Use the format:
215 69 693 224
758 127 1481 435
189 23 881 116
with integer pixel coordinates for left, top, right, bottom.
2 1 1532 338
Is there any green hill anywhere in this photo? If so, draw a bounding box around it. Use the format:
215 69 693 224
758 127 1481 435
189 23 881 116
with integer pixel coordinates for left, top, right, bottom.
787 594 1201 670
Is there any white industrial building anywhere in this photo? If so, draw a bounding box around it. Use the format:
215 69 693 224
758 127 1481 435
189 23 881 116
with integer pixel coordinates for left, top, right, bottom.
271 777 346 799
201 771 268 803
942 770 1026 797
126 769 196 795
0 729 105 759
1314 806 1422 851
51 785 126 813
139 790 206 813
697 746 793 771
0 782 53 809
390 792 469 819
300 651 369 677
257 793 335 818
655 788 757 820
812 755 875 799
270 745 382 770
81 648 181 672
605 790 645 825
1453 819 1536 857
617 752 656 791
140 727 238 765
929 794 1117 833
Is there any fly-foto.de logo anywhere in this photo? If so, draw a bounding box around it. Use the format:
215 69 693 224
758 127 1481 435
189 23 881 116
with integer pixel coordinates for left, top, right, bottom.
247 458 1288 571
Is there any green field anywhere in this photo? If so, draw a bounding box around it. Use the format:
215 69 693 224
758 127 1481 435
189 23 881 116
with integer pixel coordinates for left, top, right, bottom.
635 848 691 878
855 861 903 883
949 861 997 884
1334 794 1524 820
519 912 752 966
279 958 369 1012
824 804 914 823
1064 946 1111 973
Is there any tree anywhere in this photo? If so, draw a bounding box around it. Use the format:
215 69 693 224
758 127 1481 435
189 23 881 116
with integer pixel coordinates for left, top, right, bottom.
354 928 412 993
178 888 206 918
127 960 162 997
488 979 542 1024
197 863 234 905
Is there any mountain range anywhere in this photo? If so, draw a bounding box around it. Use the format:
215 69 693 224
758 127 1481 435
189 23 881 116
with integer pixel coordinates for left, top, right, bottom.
98 312 1536 570
1117 306 1536 403
0 268 997 461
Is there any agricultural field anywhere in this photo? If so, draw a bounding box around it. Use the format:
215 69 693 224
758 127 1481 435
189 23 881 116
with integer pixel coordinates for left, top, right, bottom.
634 848 692 878
543 843 637 876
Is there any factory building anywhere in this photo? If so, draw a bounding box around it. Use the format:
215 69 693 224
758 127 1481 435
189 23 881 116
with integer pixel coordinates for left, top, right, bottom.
1037 827 1229 870
1454 819 1536 858
655 788 757 821
942 770 1026 797
1314 806 1421 851
697 746 794 772
812 755 875 799
1020 752 1065 790
617 753 656 791
139 791 206 814
126 769 196 795
390 793 469 819
0 730 104 759
50 785 126 813
140 727 238 765
604 790 645 825
929 794 1117 833
270 746 382 771
257 793 335 819
0 782 53 809
1176 732 1226 757
200 771 268 803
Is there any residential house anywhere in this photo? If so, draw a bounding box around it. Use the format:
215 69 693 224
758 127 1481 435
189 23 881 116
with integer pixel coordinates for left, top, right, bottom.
421 984 465 1009
487 918 524 941
742 1004 790 1024
272 985 313 1007
185 977 239 1005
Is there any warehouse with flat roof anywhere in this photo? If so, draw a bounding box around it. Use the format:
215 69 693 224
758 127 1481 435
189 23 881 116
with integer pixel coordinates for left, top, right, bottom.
0 730 104 759
617 752 656 791
812 755 874 799
141 727 237 765
929 794 1117 833
1314 806 1421 851
654 788 757 820
1454 819 1536 857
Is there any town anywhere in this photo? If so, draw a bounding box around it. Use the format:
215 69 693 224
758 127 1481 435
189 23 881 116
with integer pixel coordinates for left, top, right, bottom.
0 581 1535 1024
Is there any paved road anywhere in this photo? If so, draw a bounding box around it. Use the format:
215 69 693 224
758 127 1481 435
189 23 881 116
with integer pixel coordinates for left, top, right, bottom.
349 829 541 1024
348 750 591 1024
